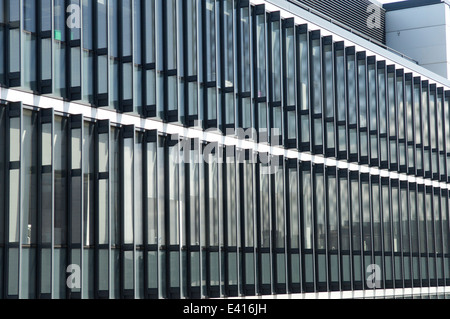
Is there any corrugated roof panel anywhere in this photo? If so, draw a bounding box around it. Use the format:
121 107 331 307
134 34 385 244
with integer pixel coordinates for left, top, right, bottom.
288 0 386 44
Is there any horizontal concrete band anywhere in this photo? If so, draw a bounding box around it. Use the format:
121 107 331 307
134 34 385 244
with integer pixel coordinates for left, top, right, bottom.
1 86 449 192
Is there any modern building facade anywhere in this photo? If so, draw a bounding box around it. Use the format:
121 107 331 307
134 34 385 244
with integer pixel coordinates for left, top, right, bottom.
385 0 450 80
1 0 450 299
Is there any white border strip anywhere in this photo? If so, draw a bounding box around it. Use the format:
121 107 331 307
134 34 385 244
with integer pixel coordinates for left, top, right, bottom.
220 286 450 299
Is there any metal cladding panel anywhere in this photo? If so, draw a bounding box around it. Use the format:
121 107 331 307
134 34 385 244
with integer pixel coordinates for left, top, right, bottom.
289 0 386 44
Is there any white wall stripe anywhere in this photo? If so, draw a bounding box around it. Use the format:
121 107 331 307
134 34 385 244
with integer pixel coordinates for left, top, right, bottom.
3 86 450 192
220 286 450 299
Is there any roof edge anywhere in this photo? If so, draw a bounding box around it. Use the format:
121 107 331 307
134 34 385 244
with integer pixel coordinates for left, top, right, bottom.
384 0 447 11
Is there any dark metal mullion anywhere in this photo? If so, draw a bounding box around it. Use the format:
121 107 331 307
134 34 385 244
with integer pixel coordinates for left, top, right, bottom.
182 0 189 126
36 0 43 94
327 168 339 291
253 156 261 294
162 0 170 122
5 0 21 88
267 14 274 146
221 145 230 296
374 60 380 168
16 101 24 299
387 66 398 171
416 184 424 288
378 62 388 169
236 3 243 129
94 121 100 298
36 109 45 298
368 175 377 291
42 110 55 298
446 91 450 182
284 159 293 293
443 189 450 285
201 0 209 129
322 167 330 292
94 120 110 299
309 30 323 155
357 172 364 290
118 0 124 112
411 183 420 288
120 0 134 113
405 74 414 173
368 57 377 166
335 169 342 292
303 27 312 154
412 77 420 176
92 0 98 106
424 185 431 288
410 76 418 175
392 179 401 289
308 164 316 292
4 102 23 298
280 157 288 294
345 48 356 161
203 143 211 297
406 181 414 288
357 53 369 165
218 0 225 132
282 21 300 148
400 72 408 173
64 0 71 100
397 181 405 289
119 125 134 298
346 170 354 290
184 139 192 297
387 179 395 289
269 155 276 293
423 82 432 179
438 88 446 181
0 1 5 85
67 114 84 298
142 131 149 298
415 77 424 177
423 189 432 288
364 174 373 291
430 188 438 286
67 0 83 101
382 180 395 288
238 152 244 297
281 21 290 148
140 0 148 118
164 135 176 298
437 189 445 286
378 178 387 289
252 8 262 141
251 151 258 296
402 73 409 173
430 85 439 179
297 161 304 293
0 103 6 297
392 69 400 172
431 188 439 287
329 39 337 158
441 190 448 285
334 42 347 160
36 108 44 298
3 103 11 298
405 182 414 287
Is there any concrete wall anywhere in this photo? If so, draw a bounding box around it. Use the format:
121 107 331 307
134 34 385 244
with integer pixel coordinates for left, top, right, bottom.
386 2 450 79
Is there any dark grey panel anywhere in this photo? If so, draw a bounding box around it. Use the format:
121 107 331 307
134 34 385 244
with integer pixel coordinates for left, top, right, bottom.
289 0 386 44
